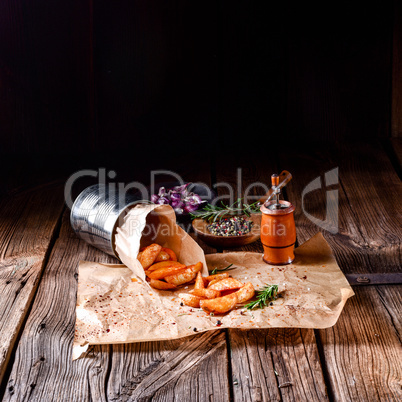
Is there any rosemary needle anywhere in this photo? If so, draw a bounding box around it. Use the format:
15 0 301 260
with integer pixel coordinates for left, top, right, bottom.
209 263 236 275
245 285 279 310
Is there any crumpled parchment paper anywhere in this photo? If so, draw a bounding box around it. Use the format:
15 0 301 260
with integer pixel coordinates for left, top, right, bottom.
73 232 354 360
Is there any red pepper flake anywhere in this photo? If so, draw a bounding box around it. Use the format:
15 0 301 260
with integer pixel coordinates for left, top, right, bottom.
106 329 110 333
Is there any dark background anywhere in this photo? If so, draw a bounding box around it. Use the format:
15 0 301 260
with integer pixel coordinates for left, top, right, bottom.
0 1 396 191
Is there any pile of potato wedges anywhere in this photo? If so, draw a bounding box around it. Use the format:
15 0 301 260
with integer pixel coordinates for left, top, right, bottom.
138 243 203 290
180 272 255 314
138 243 255 315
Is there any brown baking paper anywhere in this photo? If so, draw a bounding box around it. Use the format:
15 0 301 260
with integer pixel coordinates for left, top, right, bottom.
73 232 354 360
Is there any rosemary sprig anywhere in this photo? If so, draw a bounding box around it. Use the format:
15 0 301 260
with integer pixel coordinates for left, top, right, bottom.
245 284 279 310
209 263 236 275
190 198 261 222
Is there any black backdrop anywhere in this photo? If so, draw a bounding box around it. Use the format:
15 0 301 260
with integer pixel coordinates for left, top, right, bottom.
0 1 394 189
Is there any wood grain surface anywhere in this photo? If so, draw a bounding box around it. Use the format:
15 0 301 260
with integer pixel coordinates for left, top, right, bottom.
2 211 230 402
107 332 229 401
0 184 64 385
0 146 401 401
229 328 328 402
318 285 402 401
3 211 116 402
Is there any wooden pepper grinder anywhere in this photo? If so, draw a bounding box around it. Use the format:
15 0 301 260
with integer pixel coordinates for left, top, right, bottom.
260 172 296 265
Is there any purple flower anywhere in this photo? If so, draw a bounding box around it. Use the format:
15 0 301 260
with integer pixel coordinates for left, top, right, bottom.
157 196 170 205
150 183 203 214
172 183 190 193
158 187 167 197
170 192 183 209
183 194 202 213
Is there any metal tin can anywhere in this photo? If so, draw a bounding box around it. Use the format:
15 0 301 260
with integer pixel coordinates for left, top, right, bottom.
260 200 296 265
70 184 141 257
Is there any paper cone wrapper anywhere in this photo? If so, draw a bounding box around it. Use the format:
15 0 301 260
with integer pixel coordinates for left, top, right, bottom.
114 203 208 280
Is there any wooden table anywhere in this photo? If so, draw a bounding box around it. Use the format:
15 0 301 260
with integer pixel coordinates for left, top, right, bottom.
0 141 401 401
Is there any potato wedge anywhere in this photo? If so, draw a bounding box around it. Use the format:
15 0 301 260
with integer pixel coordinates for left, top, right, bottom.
194 272 205 290
164 262 203 285
234 282 255 303
139 244 162 269
202 273 230 286
162 247 177 261
208 278 244 291
147 261 185 272
206 278 221 288
155 250 171 262
200 293 238 314
149 278 177 290
205 273 230 282
180 293 204 308
147 264 187 280
191 288 221 299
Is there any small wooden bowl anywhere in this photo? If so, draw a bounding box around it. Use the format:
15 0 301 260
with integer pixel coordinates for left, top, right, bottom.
192 214 261 248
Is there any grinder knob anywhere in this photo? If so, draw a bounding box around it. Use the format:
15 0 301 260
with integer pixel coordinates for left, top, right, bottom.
271 174 279 187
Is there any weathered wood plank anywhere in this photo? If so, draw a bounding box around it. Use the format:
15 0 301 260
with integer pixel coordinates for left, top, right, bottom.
3 211 117 402
215 154 329 401
0 183 65 386
279 142 402 274
230 328 328 401
318 285 402 401
107 331 229 401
